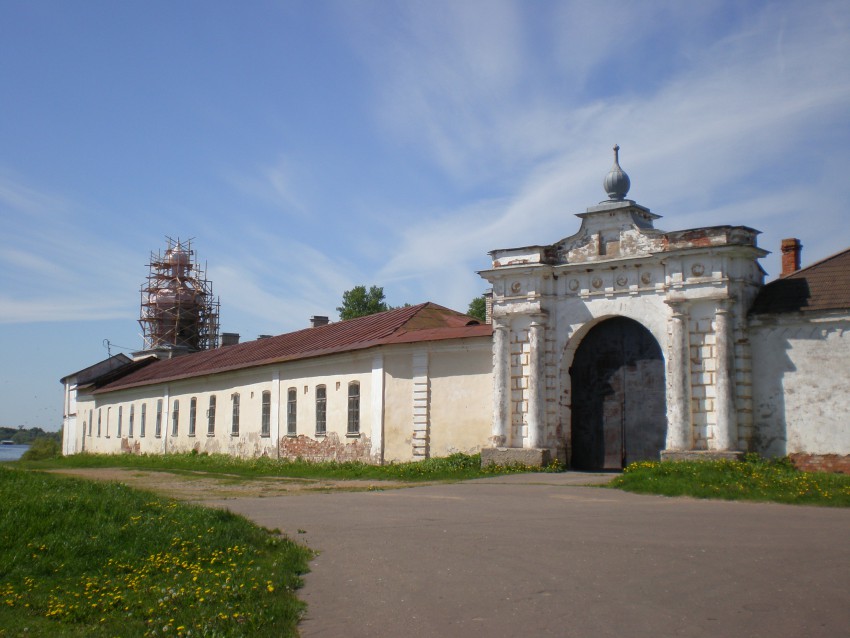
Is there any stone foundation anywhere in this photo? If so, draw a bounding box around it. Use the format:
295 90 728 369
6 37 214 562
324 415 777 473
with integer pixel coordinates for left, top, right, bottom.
481 447 551 468
660 449 745 462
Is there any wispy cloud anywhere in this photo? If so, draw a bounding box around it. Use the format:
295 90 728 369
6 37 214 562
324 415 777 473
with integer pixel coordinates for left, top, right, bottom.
358 0 850 303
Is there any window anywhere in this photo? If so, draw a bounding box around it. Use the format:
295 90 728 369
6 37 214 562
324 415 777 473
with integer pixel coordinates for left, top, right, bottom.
117 406 123 437
97 409 102 437
189 397 197 437
171 400 179 437
207 395 216 436
88 410 93 436
140 403 146 437
286 388 297 436
347 382 360 435
231 393 240 436
129 404 135 437
315 386 326 435
155 399 163 438
261 391 271 437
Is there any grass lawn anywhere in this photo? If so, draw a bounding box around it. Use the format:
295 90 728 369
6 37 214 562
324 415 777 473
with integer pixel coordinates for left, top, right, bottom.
611 455 850 507
20 451 562 482
0 466 312 637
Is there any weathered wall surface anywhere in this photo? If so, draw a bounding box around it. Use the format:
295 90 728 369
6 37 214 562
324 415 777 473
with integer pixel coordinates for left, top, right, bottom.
429 341 492 456
751 312 850 461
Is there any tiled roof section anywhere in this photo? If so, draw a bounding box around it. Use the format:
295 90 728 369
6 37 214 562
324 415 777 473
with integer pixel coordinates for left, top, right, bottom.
750 247 850 315
96 303 491 393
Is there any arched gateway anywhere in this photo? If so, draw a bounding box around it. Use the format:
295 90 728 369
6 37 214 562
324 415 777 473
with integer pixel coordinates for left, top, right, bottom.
480 146 765 468
570 317 666 470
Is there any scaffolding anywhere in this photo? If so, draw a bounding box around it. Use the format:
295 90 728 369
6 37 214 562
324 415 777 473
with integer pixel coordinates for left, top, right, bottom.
139 237 220 352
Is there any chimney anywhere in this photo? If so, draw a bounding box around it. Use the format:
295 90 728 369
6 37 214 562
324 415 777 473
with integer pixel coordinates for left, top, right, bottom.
781 238 802 277
220 332 240 347
310 316 329 328
257 335 272 340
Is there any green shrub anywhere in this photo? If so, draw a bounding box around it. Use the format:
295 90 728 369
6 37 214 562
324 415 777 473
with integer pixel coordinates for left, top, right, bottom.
20 436 60 461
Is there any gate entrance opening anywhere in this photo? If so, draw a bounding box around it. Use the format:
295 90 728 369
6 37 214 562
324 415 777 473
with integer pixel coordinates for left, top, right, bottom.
570 317 666 470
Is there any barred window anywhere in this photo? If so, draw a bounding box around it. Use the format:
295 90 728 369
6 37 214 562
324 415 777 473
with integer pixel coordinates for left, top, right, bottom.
207 395 216 436
231 393 240 436
261 391 271 437
171 400 179 437
315 386 326 435
347 382 360 435
286 388 297 436
189 397 197 437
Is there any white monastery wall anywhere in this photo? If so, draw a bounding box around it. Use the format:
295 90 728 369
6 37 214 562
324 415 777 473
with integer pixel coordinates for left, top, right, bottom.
751 313 850 457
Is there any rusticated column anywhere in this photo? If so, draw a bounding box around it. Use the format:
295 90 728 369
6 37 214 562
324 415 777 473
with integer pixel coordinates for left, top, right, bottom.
491 320 511 447
526 316 546 449
665 301 692 450
712 301 738 451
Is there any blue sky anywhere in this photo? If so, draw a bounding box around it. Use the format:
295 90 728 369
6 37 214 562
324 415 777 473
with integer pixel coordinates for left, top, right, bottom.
2 0 849 429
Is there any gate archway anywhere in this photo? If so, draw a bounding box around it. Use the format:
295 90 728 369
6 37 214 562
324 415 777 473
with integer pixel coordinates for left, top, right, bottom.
570 316 666 470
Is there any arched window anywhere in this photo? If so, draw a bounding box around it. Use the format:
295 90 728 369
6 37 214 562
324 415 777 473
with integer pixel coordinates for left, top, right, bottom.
315 386 326 435
231 393 240 436
155 399 163 438
140 403 147 438
171 400 180 437
261 391 271 437
207 395 216 436
128 404 135 438
286 388 297 436
347 382 360 435
117 406 123 437
189 397 197 437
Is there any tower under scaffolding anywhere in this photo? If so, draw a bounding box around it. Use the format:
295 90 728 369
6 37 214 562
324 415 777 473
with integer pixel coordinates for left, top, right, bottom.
139 237 220 353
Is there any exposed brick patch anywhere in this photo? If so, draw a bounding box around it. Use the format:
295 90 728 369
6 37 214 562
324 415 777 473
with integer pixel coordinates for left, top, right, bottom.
279 433 373 463
119 437 141 454
789 453 850 474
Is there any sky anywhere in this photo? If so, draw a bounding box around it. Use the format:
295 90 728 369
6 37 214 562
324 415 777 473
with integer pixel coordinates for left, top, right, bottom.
1 0 849 430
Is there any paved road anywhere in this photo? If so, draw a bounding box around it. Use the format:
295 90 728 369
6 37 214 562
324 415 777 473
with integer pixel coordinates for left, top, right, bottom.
206 474 850 637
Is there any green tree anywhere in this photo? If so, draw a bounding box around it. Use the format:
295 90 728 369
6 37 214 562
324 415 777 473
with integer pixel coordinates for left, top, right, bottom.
337 285 390 320
467 295 487 322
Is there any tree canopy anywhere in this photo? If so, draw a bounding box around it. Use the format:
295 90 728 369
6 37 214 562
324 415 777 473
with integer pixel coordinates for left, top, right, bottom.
467 295 487 322
337 285 390 320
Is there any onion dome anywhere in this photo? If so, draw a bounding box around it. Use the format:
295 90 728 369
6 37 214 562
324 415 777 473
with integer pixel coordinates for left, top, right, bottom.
603 144 630 200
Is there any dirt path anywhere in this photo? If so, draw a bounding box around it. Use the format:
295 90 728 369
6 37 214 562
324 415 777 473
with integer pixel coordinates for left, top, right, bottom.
48 467 414 501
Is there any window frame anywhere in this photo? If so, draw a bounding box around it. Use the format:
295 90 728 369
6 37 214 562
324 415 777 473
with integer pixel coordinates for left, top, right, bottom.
231 393 240 436
117 405 123 438
286 387 297 436
347 382 360 436
140 403 146 438
155 399 163 438
128 404 134 438
207 395 216 436
171 399 179 437
315 385 327 436
261 390 271 437
189 397 197 437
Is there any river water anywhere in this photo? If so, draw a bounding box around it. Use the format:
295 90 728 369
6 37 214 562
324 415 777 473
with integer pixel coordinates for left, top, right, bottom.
0 444 30 462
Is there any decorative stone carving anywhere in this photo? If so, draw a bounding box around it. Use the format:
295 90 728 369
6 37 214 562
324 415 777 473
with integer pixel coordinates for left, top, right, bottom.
616 275 628 287
592 277 603 289
641 272 652 285
568 279 580 291
691 263 705 277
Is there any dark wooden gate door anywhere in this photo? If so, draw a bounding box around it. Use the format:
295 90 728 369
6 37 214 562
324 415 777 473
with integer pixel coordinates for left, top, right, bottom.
570 317 666 470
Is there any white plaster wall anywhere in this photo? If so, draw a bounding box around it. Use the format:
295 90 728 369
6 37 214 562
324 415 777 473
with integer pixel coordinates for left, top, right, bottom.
429 340 492 456
751 313 850 456
75 351 376 459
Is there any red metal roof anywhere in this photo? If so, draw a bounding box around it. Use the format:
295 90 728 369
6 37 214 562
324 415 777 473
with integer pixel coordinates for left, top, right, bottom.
95 303 492 393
